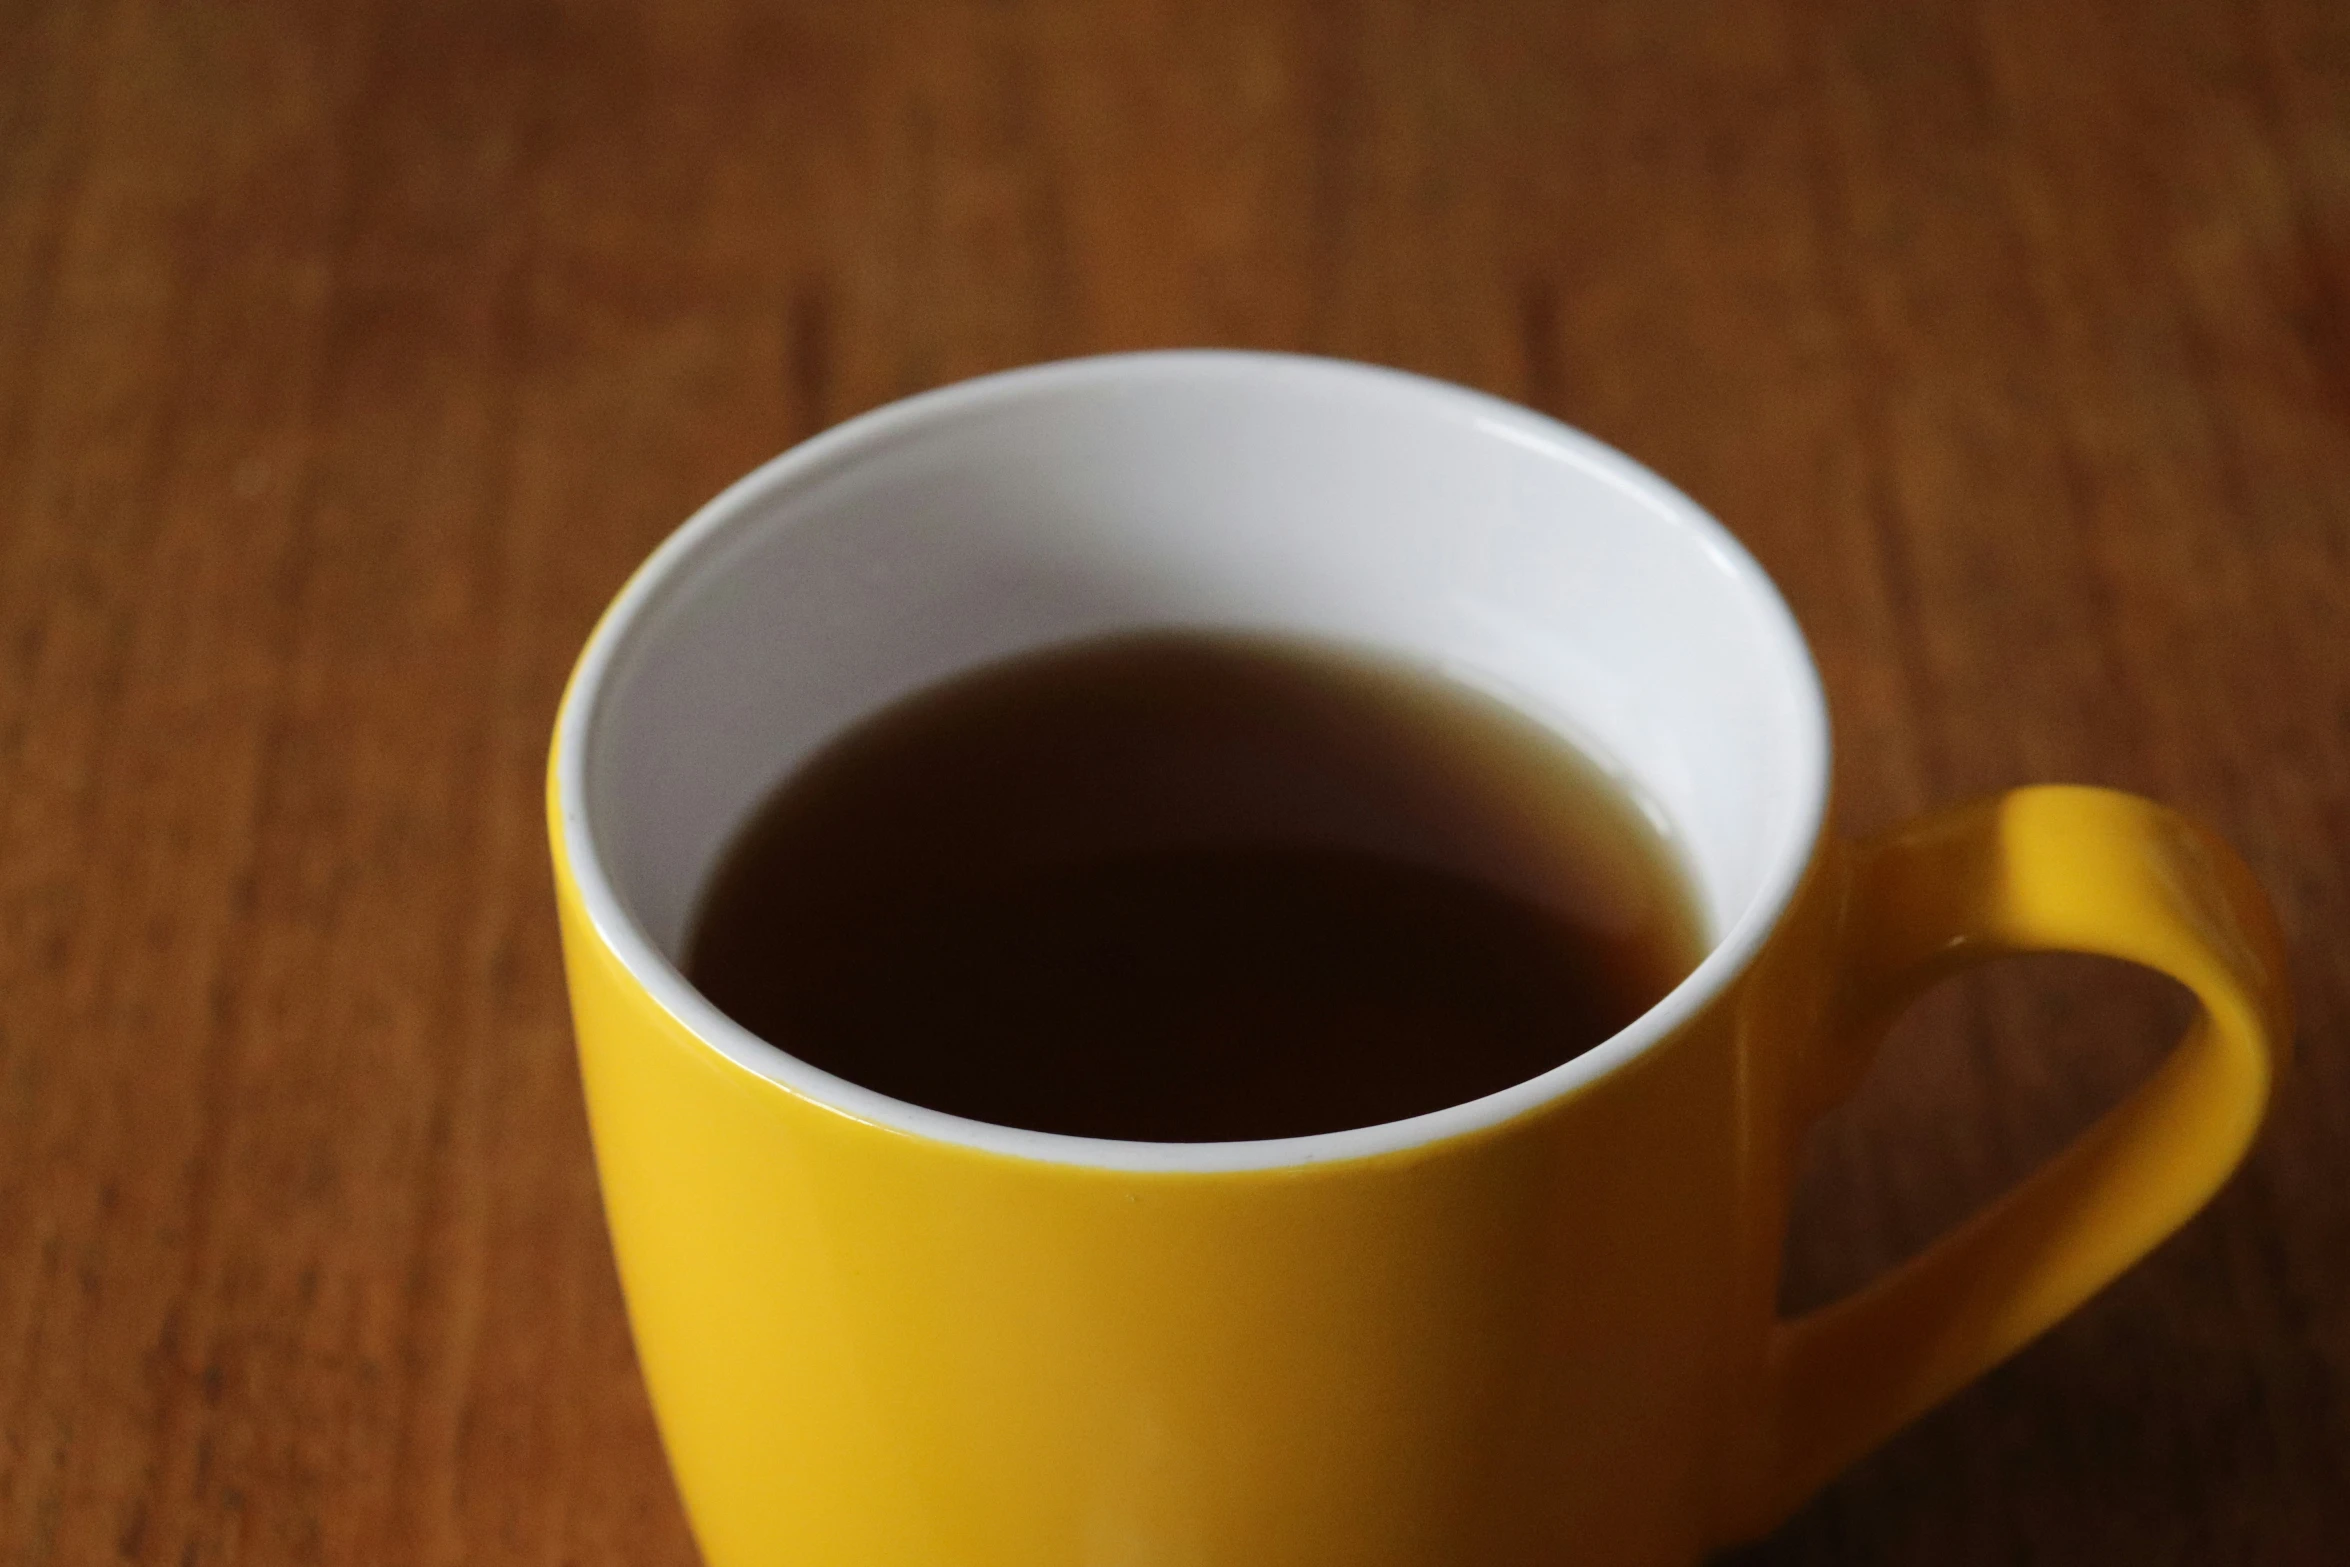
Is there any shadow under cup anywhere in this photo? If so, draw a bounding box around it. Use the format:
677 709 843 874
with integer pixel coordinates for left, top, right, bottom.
572 353 1827 1158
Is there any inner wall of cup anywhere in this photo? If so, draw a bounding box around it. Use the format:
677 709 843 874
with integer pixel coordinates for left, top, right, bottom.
582 362 1823 968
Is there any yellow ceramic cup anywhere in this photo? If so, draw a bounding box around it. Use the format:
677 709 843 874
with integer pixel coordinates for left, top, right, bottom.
548 353 2290 1566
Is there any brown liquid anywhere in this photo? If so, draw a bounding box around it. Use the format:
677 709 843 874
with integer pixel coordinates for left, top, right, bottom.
685 631 1707 1141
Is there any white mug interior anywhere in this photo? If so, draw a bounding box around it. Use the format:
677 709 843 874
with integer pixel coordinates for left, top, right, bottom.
556 351 1829 1170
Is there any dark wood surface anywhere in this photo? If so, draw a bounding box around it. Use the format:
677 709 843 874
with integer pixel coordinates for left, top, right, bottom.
3 1 2345 1561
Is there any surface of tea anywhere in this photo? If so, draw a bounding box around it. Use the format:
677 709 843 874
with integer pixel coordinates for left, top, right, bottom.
685 632 1707 1142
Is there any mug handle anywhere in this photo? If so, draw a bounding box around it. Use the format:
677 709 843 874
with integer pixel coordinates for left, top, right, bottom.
1725 785 2292 1538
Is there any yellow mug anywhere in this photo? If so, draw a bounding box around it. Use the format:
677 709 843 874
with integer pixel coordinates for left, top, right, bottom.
548 353 2290 1565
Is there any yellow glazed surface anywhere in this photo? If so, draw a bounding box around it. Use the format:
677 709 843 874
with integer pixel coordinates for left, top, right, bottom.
551 757 2289 1564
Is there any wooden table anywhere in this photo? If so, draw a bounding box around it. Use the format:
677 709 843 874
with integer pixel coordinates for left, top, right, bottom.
3 1 2344 1561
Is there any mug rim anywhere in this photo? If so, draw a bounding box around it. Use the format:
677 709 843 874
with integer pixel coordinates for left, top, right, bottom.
551 349 1831 1172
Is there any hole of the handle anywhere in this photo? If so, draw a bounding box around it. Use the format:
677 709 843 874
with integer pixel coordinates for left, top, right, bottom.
1778 952 2192 1316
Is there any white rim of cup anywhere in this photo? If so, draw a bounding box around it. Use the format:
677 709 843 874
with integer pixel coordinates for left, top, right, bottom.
554 350 1831 1174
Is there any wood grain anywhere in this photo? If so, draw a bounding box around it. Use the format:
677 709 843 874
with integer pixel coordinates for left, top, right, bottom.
2 1 2344 1561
